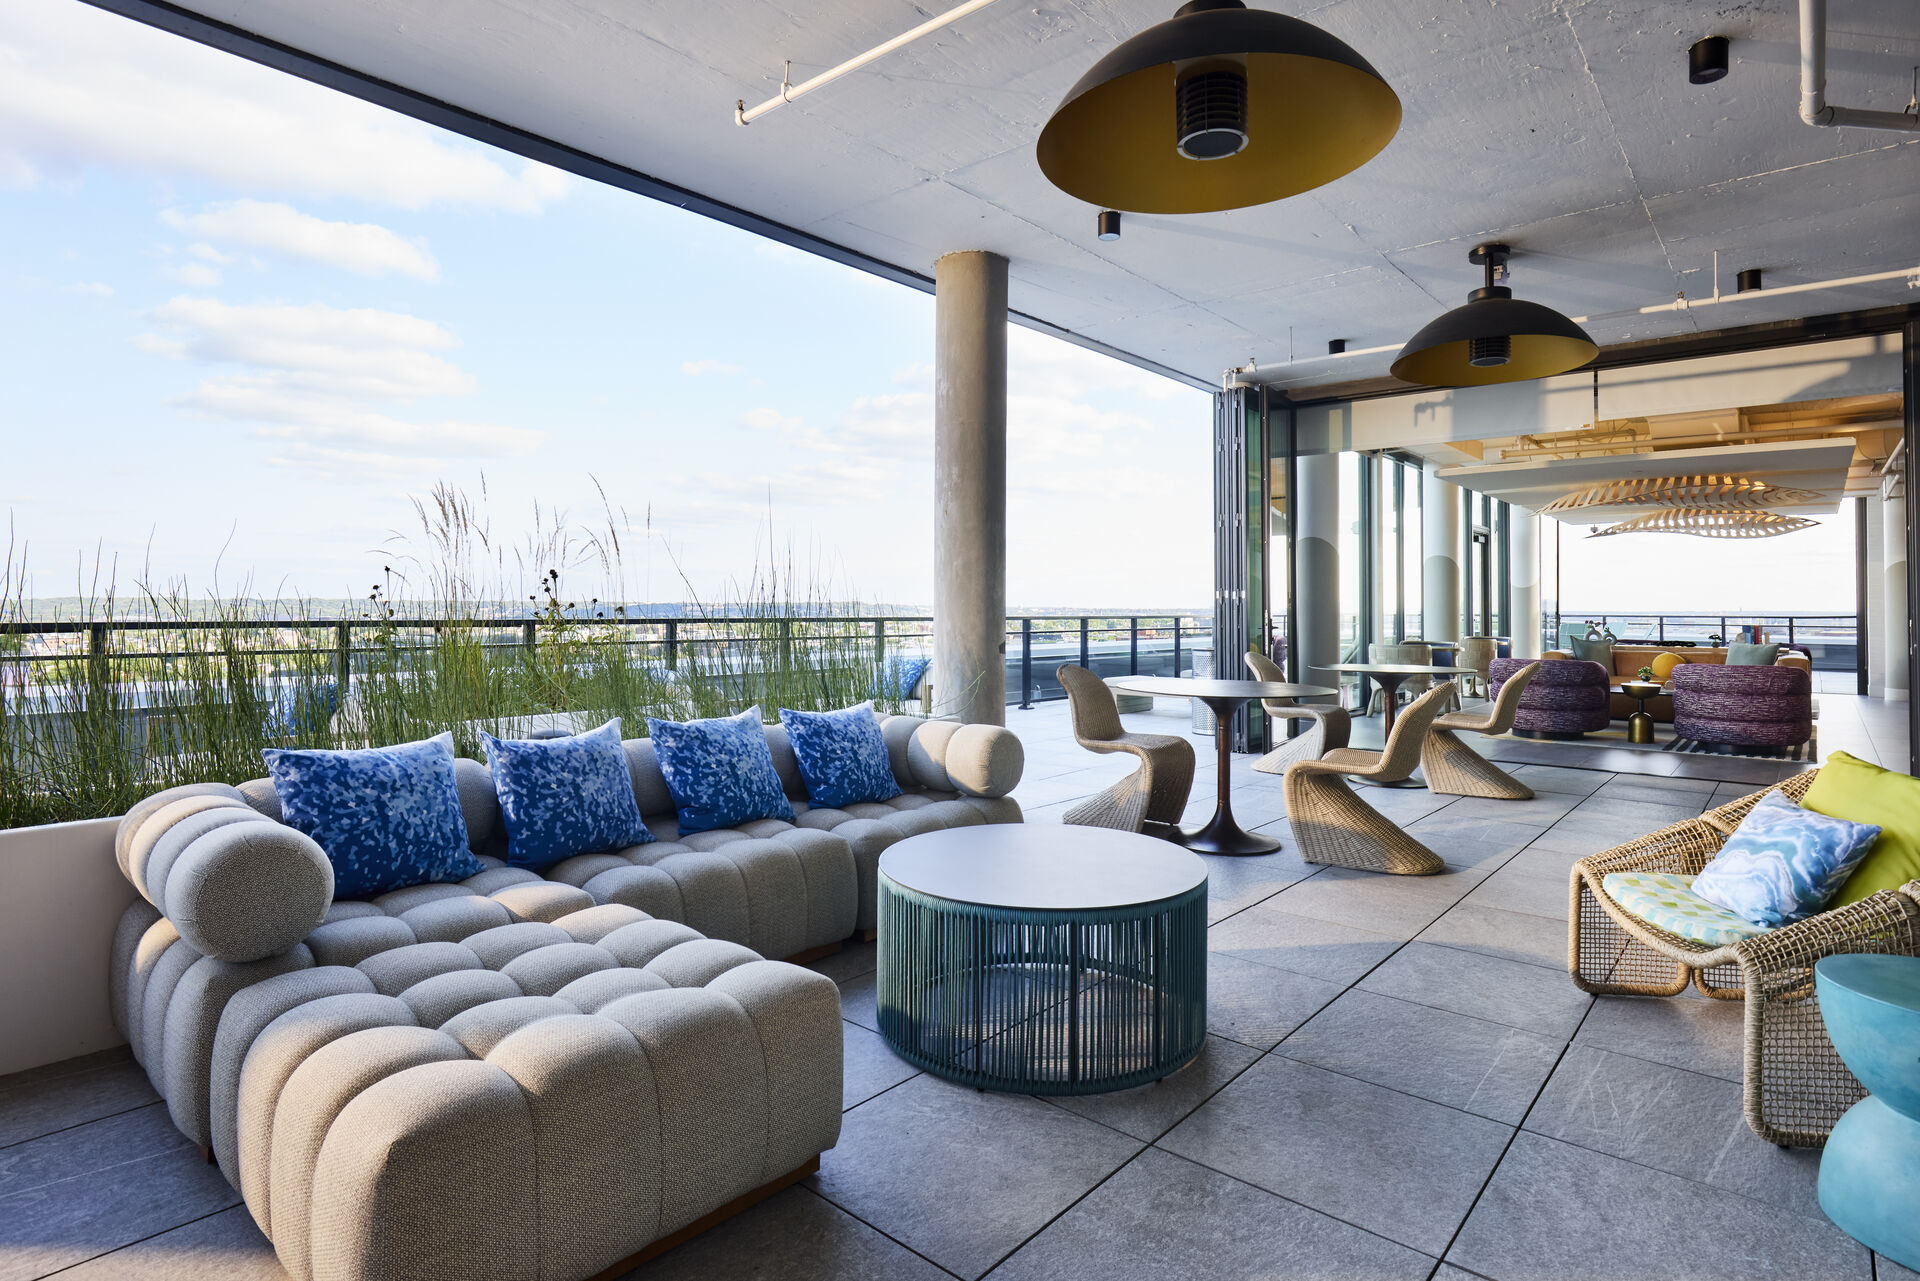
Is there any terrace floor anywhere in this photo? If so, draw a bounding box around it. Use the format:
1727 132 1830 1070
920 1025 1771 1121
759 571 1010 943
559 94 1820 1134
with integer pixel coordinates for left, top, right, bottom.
3 692 1913 1281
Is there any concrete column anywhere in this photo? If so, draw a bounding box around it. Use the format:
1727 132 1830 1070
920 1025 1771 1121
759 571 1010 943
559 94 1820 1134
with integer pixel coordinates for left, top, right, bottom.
1511 511 1541 659
933 251 1008 725
1295 452 1342 675
1421 463 1461 644
1887 488 1909 702
1866 495 1887 698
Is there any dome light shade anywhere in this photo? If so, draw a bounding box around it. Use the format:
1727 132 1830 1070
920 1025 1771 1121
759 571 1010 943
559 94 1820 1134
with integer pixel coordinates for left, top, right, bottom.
1036 0 1400 215
1391 244 1598 387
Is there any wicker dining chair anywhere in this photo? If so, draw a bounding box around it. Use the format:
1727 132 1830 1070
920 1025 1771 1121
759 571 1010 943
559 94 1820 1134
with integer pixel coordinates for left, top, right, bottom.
1422 661 1540 799
1056 663 1195 836
1455 637 1497 699
1365 641 1433 716
1244 650 1351 777
1569 769 1920 1146
1283 681 1457 875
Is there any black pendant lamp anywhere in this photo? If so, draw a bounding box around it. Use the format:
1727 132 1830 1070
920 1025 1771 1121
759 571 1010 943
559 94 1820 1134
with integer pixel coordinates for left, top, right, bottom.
1035 0 1400 215
1391 244 1598 387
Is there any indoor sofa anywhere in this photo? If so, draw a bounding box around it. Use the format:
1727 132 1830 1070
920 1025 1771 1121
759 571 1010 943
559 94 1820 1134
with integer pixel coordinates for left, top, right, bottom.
1542 643 1813 722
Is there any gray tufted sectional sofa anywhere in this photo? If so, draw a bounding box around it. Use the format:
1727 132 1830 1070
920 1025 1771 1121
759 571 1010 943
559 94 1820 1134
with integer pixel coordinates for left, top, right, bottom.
106 714 1023 1281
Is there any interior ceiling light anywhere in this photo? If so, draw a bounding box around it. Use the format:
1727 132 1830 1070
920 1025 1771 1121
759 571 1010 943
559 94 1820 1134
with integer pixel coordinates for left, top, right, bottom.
1097 210 1123 241
1587 508 1817 539
1542 475 1824 515
1690 36 1730 85
1035 0 1400 214
1391 243 1599 387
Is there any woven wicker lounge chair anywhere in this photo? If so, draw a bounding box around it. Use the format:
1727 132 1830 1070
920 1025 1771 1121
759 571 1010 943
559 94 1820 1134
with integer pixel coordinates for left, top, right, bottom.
1057 663 1195 836
1244 650 1351 777
1364 641 1433 716
1570 769 1920 1146
1283 681 1457 875
1422 661 1540 799
1455 636 1497 699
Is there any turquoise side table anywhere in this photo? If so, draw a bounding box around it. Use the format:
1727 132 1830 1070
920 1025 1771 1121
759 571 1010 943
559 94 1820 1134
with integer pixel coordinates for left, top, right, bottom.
1815 953 1920 1271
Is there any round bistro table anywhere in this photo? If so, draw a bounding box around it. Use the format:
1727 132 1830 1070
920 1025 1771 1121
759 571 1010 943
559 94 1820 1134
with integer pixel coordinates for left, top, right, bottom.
1107 675 1337 855
876 825 1207 1095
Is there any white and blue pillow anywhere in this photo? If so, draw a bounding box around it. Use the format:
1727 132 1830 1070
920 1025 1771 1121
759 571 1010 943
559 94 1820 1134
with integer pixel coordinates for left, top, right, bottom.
646 706 796 835
780 702 903 809
262 732 481 899
1691 792 1882 928
482 719 653 869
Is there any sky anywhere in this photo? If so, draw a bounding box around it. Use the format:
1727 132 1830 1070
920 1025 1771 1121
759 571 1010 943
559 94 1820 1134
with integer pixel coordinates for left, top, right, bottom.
0 0 1213 612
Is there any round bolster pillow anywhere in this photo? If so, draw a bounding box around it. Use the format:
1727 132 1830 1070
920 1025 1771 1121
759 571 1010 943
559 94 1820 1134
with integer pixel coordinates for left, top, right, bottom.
906 720 1024 798
162 821 334 963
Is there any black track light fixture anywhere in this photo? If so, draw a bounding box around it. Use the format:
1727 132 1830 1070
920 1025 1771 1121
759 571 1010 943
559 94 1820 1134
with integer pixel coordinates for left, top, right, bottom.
1391 244 1598 387
1690 36 1729 85
1036 0 1400 214
1097 210 1122 241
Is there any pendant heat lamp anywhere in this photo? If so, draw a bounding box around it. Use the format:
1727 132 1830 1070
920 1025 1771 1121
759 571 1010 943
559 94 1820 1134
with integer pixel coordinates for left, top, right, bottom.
1035 0 1400 215
1391 244 1598 387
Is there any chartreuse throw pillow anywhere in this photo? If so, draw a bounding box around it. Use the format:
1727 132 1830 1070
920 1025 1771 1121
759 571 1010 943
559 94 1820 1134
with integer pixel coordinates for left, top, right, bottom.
482 718 652 869
1804 751 1920 907
1649 651 1684 683
646 706 797 835
780 702 903 809
263 732 481 899
1690 792 1880 927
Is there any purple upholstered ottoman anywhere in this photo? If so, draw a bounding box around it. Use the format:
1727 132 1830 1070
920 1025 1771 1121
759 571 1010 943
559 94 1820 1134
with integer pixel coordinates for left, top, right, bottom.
1492 657 1610 739
1672 663 1814 754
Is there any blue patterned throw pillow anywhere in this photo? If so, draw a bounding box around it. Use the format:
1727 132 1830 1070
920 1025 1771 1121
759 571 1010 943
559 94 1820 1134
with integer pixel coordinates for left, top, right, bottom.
780 702 903 809
263 732 481 899
1691 792 1882 928
646 706 796 835
482 718 653 869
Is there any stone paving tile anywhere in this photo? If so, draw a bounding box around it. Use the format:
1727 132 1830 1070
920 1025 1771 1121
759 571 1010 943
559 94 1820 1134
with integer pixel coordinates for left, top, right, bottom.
1271 866 1489 940
837 971 878 1032
1508 765 1613 796
1206 952 1346 1051
622 1186 948 1281
841 1022 917 1110
1572 993 1746 1083
1044 1036 1261 1143
1397 817 1543 870
1359 942 1592 1040
1566 793 1707 830
1160 1055 1512 1257
1196 847 1316 924
989 1147 1434 1281
1416 902 1568 972
1432 791 1581 826
814 1074 1141 1281
806 939 876 985
1275 989 1564 1125
1207 899 1403 986
48 1206 283 1281
1524 1045 1823 1219
0 1102 194 1199
1458 864 1570 922
1447 1132 1870 1281
0 1049 160 1150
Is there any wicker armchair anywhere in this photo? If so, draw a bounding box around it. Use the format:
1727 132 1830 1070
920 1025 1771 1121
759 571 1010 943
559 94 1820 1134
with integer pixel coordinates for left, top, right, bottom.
1244 650 1351 777
1569 769 1920 1146
1283 681 1456 875
1455 637 1497 699
1422 661 1539 799
1057 663 1195 836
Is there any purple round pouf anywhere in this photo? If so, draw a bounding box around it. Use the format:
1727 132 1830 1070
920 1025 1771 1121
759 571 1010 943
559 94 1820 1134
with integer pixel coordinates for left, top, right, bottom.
1492 658 1610 736
1673 663 1813 750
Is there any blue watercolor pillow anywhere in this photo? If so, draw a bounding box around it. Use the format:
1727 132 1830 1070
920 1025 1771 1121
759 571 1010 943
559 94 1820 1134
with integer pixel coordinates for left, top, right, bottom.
481 718 653 869
1691 791 1882 928
780 702 903 809
263 732 481 899
645 706 796 835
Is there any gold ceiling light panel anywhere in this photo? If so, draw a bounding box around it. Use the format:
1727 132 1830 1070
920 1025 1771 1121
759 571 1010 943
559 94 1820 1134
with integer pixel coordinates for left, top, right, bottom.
1542 475 1824 515
1585 508 1818 539
1035 0 1401 214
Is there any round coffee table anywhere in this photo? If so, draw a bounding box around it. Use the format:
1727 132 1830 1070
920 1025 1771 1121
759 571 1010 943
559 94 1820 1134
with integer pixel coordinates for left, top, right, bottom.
876 825 1207 1095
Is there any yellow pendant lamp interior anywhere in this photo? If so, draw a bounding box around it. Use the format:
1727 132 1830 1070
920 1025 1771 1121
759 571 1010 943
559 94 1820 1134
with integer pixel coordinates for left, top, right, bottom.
1392 243 1598 387
1036 0 1400 215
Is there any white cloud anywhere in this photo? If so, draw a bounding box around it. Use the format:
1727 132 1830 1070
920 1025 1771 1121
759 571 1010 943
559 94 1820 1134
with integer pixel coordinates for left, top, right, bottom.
131 333 185 358
741 407 802 433
163 201 439 280
0 0 569 212
681 359 743 377
192 379 540 457
188 242 234 264
162 261 221 287
69 280 112 296
149 296 472 399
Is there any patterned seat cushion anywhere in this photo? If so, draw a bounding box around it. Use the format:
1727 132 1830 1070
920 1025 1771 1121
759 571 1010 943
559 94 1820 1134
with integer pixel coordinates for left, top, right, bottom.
1601 871 1773 947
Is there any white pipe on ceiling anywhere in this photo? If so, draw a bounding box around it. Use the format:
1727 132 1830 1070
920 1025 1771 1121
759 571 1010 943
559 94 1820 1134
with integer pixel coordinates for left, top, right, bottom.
735 0 1003 126
1799 0 1920 132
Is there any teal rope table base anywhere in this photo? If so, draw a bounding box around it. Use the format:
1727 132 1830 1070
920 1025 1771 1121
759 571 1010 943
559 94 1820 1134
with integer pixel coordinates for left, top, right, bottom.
876 875 1207 1095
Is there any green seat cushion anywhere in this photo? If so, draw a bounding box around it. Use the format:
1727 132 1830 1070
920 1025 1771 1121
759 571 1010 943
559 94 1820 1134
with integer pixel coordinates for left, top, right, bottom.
1805 752 1920 907
1601 871 1771 947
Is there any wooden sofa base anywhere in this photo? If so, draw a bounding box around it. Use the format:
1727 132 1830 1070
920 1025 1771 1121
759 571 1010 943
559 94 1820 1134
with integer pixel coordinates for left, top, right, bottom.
588 1155 821 1279
783 940 844 965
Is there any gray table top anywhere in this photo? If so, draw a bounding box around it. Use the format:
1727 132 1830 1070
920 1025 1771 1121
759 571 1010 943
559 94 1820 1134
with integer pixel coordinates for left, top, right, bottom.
1106 676 1338 701
879 825 1207 911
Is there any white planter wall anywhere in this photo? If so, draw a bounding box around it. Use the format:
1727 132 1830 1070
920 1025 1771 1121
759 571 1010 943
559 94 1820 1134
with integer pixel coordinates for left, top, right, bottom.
0 817 132 1076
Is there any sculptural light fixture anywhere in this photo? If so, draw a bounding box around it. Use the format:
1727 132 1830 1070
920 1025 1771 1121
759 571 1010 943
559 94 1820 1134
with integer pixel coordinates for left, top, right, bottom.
1035 0 1400 214
1392 243 1598 387
1542 474 1824 515
1586 508 1818 539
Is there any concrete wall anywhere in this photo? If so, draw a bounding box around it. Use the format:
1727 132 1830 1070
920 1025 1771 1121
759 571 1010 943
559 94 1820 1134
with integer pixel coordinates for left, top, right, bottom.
0 817 131 1076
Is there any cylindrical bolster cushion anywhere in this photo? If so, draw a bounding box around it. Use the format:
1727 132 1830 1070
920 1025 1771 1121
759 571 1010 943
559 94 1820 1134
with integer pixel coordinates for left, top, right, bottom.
940 724 1024 798
906 719 962 791
165 822 334 963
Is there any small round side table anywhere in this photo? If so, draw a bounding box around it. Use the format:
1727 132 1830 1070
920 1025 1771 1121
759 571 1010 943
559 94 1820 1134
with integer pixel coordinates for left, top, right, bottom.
1815 953 1920 1271
1619 682 1662 744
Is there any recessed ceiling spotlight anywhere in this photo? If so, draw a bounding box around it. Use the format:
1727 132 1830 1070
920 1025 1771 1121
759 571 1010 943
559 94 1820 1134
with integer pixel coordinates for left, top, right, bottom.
1689 36 1729 85
1328 338 1346 354
1097 210 1122 241
1737 268 1764 293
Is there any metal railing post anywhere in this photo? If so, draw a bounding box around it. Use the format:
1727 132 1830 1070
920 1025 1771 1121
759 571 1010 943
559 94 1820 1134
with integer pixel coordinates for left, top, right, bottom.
1788 617 1796 646
1720 616 1728 644
1129 616 1139 674
1172 616 1183 676
779 618 793 669
665 620 678 671
1657 617 1665 644
873 618 886 666
335 621 352 687
1019 618 1033 709
87 621 109 685
1079 616 1090 669
521 621 536 650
